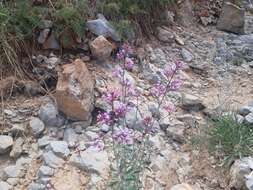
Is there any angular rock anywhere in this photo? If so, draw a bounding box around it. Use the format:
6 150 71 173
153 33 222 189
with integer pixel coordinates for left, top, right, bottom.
55 59 94 121
9 124 25 137
181 94 205 111
42 151 64 168
0 135 13 154
6 178 19 186
181 49 194 62
29 117 45 137
38 102 65 127
49 141 70 158
239 106 253 116
38 29 50 44
28 182 45 190
38 136 54 148
229 157 253 189
171 183 193 190
63 128 78 147
217 2 245 34
156 27 174 43
245 113 253 125
0 181 12 190
42 33 60 50
86 14 120 41
69 147 109 178
2 165 23 180
90 35 113 60
10 137 24 158
38 166 54 177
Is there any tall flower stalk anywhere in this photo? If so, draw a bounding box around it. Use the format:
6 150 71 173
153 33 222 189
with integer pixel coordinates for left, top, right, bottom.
96 44 185 190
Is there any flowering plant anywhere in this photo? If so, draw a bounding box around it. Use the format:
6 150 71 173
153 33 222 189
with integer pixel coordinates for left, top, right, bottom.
96 44 184 189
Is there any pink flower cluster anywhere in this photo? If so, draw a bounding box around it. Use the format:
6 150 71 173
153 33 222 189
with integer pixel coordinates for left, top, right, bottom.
102 89 121 104
113 127 134 145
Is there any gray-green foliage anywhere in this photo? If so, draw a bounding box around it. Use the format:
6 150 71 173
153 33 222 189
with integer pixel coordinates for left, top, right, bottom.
110 139 151 190
208 114 253 166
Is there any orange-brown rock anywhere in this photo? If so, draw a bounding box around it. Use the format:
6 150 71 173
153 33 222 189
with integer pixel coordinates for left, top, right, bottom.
90 35 113 60
55 59 94 121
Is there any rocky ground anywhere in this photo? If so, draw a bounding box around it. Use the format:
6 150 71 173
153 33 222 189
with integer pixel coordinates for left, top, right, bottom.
1 4 253 190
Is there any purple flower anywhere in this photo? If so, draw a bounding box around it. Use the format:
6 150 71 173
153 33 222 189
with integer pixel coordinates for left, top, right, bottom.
91 138 105 151
175 60 185 69
125 57 134 70
170 79 183 91
117 49 126 60
164 103 175 113
150 83 166 97
142 116 152 127
164 64 177 78
127 87 139 97
102 89 121 104
114 102 128 118
122 43 133 54
97 112 112 125
113 127 134 145
113 66 124 79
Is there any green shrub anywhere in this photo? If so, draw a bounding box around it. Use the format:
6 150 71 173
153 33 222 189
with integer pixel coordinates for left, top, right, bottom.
100 0 176 36
208 114 253 166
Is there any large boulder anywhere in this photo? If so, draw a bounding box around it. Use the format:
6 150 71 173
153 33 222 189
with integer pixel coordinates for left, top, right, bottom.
86 14 120 42
90 35 113 60
217 2 245 34
55 59 94 121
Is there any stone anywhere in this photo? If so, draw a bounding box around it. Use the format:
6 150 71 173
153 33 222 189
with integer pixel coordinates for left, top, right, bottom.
69 147 109 178
246 171 253 190
245 113 253 125
229 158 253 189
0 181 12 190
6 178 19 186
170 183 193 190
42 151 64 168
156 27 174 43
42 33 60 50
28 182 45 190
38 136 54 148
0 135 13 154
38 102 65 127
175 35 185 45
100 124 110 133
55 59 94 121
86 14 120 41
64 128 78 147
29 117 45 137
10 137 24 158
9 124 25 136
38 29 50 44
181 94 205 111
181 49 194 62
239 106 253 116
49 141 70 158
90 36 113 60
2 165 23 180
38 166 54 177
217 2 245 34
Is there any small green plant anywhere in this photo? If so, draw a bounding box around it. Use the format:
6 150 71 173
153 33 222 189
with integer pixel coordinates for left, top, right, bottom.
208 114 253 166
